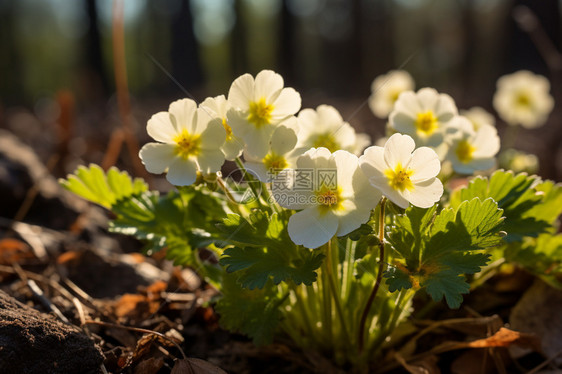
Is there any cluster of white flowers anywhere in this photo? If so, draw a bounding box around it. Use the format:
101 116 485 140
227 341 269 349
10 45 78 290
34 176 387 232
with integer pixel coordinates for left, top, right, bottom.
139 68 553 249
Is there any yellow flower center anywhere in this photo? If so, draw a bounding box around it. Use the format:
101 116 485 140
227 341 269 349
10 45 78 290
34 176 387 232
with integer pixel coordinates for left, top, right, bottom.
248 98 274 128
515 92 531 108
263 152 288 173
384 163 414 192
389 90 401 103
415 111 439 136
222 117 233 141
315 185 343 212
312 133 340 152
455 139 476 164
173 129 200 159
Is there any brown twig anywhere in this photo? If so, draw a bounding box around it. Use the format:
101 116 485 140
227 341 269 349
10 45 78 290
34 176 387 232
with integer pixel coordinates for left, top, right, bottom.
83 320 187 360
102 0 149 181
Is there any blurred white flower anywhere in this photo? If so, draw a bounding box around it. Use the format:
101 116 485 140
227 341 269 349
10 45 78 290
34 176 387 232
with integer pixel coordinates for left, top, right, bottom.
244 117 304 182
275 148 381 249
227 70 301 158
369 70 415 119
199 95 244 161
296 105 370 155
359 133 443 209
139 99 226 186
388 88 458 147
444 116 500 175
493 70 554 129
460 106 495 131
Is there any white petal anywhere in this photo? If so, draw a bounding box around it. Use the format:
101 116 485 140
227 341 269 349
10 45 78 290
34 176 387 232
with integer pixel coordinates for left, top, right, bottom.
243 126 276 159
221 137 244 161
359 146 386 180
228 73 254 110
409 147 441 182
197 149 225 174
288 208 338 248
335 204 372 237
199 118 226 150
407 178 443 208
472 125 500 157
199 95 227 118
384 133 415 167
381 187 410 209
333 150 359 192
147 112 177 143
271 87 301 121
169 99 198 133
226 108 252 137
139 143 176 174
254 70 283 103
270 124 298 155
166 158 198 186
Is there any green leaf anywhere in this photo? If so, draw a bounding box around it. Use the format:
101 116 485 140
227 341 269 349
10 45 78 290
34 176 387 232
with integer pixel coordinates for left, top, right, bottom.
450 170 558 242
220 246 324 289
214 275 285 345
386 198 504 308
59 164 148 209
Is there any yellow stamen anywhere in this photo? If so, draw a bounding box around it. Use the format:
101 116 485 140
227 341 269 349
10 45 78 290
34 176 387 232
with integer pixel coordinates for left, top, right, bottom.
222 118 233 141
173 129 200 159
515 92 530 107
415 111 439 136
248 98 274 128
263 152 288 173
384 163 414 192
455 139 476 164
312 133 340 152
315 185 343 212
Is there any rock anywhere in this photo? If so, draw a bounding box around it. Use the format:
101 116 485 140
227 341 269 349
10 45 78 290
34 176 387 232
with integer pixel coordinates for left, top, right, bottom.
0 129 88 230
0 290 103 373
509 279 562 365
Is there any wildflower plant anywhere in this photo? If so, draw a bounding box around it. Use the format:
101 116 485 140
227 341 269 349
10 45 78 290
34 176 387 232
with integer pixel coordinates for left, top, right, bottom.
61 69 562 371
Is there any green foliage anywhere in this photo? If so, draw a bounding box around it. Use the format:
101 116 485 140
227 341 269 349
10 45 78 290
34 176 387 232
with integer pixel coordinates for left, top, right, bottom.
450 170 562 242
59 164 148 209
506 233 562 288
386 198 505 308
218 211 324 289
214 274 286 346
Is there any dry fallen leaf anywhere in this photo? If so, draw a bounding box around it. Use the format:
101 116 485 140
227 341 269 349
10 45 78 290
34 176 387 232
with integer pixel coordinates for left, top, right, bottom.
466 327 540 350
171 358 227 374
0 238 34 265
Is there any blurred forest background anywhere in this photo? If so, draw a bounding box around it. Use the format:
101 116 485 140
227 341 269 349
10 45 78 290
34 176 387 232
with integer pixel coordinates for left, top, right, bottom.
0 0 561 181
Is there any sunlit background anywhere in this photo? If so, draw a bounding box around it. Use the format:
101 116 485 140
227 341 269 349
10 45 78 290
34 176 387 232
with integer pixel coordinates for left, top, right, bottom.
1 0 561 179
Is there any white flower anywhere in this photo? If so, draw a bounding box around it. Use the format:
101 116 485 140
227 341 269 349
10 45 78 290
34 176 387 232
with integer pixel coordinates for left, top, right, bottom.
199 95 244 161
493 70 554 129
227 70 301 158
244 117 304 182
296 105 370 155
444 116 500 175
139 99 226 186
359 133 443 209
369 70 415 119
388 87 458 147
460 106 495 131
274 148 381 249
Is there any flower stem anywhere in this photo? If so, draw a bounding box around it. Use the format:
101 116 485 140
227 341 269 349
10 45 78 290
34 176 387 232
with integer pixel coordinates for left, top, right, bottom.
357 197 386 353
325 238 352 347
235 158 265 208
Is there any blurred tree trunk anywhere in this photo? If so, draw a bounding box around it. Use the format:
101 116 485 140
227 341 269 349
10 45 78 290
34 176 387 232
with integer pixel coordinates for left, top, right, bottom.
0 1 24 105
81 0 110 100
171 0 203 89
231 0 248 77
278 0 295 83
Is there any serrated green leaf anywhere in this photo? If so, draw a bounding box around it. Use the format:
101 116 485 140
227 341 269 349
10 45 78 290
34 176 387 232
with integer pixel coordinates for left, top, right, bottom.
60 164 148 209
450 170 556 242
220 245 324 289
383 267 413 292
387 197 504 308
215 275 284 345
423 270 470 309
